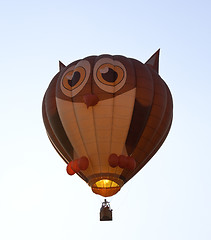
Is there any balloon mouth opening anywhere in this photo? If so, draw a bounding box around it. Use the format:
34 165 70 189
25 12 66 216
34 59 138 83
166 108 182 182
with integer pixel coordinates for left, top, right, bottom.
89 176 123 197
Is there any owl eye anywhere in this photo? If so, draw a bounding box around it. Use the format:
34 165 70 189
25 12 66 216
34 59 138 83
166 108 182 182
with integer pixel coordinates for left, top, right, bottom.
93 58 127 93
60 60 90 97
62 66 85 90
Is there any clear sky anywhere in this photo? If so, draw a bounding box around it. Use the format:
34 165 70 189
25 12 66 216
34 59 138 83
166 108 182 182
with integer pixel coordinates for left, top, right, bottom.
0 0 210 239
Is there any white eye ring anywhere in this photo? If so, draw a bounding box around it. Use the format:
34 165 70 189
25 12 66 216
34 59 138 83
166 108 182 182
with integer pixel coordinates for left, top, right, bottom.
60 60 91 97
93 58 127 93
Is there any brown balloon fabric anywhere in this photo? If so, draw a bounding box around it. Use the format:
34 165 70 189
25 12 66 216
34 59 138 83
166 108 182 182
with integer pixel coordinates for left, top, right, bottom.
42 50 173 197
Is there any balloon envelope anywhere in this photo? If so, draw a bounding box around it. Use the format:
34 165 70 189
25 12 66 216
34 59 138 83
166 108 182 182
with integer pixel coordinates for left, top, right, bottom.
42 50 173 197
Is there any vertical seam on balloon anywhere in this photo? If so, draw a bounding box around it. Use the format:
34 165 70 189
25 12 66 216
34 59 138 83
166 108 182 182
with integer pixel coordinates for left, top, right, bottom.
128 57 138 156
115 58 130 181
81 60 96 175
92 98 102 176
88 107 98 173
81 61 97 177
91 58 102 178
108 55 115 190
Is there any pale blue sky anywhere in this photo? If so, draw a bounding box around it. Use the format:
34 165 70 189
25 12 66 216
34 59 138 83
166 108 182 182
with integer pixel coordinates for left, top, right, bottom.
0 0 210 239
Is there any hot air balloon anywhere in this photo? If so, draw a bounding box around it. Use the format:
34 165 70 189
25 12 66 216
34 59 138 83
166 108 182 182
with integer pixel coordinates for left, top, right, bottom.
42 50 173 221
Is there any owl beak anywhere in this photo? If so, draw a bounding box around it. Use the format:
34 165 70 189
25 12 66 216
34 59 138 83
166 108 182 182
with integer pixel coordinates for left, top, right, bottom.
83 94 99 108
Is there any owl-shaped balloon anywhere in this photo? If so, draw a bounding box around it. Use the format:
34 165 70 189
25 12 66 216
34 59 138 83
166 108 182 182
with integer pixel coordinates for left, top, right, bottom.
42 50 173 197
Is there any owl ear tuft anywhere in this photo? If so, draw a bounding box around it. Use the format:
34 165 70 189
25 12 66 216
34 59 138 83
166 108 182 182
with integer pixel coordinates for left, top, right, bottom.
145 49 160 73
59 61 66 71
